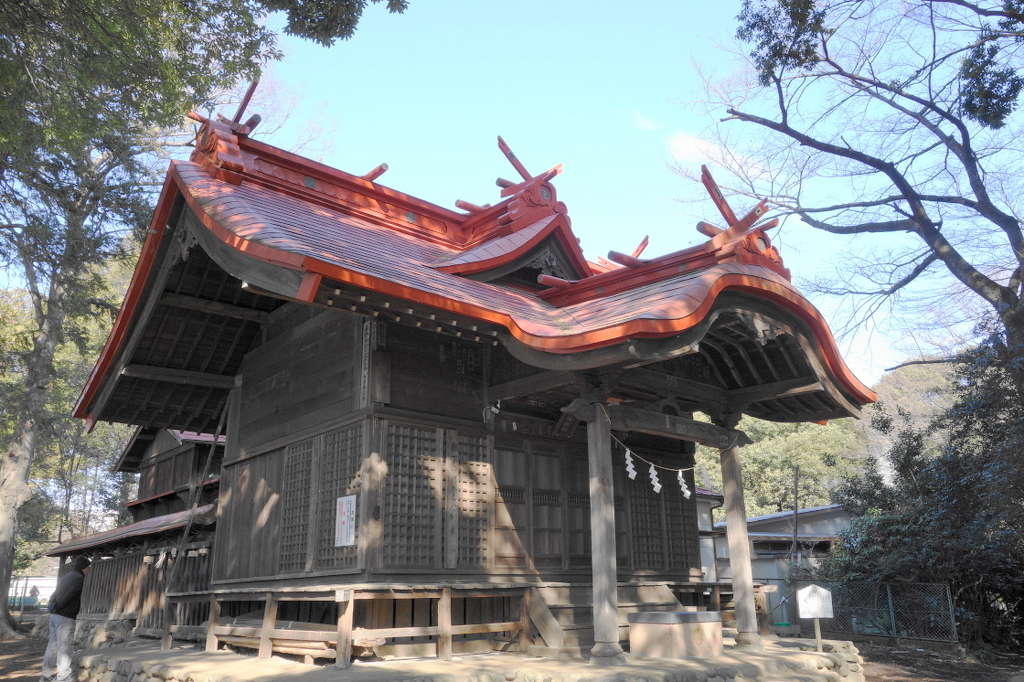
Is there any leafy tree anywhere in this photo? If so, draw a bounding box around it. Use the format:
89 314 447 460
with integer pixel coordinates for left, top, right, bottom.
0 0 407 638
721 0 1024 394
826 324 1024 648
695 416 863 518
692 361 951 520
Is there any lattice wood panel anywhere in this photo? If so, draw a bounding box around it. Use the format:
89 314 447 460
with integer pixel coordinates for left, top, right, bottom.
315 424 363 569
665 468 696 570
456 433 491 568
629 476 666 569
381 422 443 568
531 449 563 568
279 438 314 573
493 442 529 568
565 453 591 567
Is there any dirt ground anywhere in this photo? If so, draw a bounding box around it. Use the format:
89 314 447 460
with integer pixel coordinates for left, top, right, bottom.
3 634 1024 681
0 636 45 682
857 642 1024 682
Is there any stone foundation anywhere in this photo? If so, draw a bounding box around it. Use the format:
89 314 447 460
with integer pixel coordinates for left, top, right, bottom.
75 618 134 649
76 656 179 682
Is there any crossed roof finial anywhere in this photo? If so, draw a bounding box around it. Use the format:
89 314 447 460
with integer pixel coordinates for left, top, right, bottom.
494 136 563 197
697 165 778 239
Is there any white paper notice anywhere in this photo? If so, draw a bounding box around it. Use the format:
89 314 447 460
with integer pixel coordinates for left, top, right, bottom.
797 584 834 619
334 495 357 547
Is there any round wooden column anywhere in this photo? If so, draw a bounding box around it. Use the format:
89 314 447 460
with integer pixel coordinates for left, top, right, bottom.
585 404 628 665
716 413 762 650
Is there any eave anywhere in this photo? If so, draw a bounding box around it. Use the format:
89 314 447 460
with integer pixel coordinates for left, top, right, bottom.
75 131 876 430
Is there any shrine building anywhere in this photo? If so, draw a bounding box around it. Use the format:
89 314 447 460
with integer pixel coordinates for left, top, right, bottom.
55 106 874 665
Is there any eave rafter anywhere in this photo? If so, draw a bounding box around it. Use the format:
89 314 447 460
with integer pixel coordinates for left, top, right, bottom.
483 302 859 423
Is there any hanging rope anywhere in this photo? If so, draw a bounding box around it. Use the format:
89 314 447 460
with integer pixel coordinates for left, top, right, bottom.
595 404 693 498
596 403 696 473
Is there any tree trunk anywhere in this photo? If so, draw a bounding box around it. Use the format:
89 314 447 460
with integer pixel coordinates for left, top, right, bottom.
0 411 39 638
1000 306 1024 399
0 298 63 638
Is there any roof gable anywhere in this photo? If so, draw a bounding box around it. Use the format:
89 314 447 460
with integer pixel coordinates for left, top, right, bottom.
73 110 877 430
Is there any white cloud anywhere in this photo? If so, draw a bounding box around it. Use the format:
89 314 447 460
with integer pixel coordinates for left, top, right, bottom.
666 131 727 164
631 111 662 131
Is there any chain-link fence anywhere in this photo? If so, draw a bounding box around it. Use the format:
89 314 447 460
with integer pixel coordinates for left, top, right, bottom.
794 581 958 642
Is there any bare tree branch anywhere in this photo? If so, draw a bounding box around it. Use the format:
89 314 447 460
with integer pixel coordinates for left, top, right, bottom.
884 357 958 371
724 106 1010 307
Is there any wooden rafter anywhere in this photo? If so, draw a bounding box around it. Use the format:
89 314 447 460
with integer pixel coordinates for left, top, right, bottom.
121 365 235 390
488 370 577 402
615 368 728 414
160 292 268 324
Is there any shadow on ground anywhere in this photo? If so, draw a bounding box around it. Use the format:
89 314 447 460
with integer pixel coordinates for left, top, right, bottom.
0 637 45 681
858 642 1024 681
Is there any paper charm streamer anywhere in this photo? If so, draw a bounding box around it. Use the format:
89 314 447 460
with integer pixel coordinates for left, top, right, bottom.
677 470 691 499
624 449 637 480
649 463 662 493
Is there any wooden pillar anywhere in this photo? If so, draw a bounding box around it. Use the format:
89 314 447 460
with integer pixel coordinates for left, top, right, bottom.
518 588 532 652
717 413 762 649
438 587 453 660
258 594 278 659
160 598 173 651
584 403 627 665
334 591 353 669
205 597 221 652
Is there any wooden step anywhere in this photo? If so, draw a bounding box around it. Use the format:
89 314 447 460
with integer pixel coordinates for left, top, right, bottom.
535 584 678 607
528 582 684 653
548 602 681 629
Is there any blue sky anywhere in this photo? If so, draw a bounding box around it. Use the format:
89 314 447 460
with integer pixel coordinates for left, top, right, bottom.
246 0 908 384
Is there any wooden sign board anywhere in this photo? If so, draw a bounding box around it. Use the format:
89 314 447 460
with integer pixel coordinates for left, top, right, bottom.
335 495 357 547
797 585 833 619
760 584 778 593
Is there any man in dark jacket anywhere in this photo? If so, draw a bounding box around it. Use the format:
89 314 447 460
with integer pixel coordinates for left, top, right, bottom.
40 556 90 682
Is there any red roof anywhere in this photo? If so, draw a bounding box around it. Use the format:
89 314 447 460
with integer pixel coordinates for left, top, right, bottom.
74 115 875 422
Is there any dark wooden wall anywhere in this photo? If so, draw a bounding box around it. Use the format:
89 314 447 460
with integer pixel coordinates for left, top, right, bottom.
230 304 362 463
133 440 223 522
210 311 701 587
78 537 212 632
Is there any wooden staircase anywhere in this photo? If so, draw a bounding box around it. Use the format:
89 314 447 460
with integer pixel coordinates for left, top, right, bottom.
524 583 682 658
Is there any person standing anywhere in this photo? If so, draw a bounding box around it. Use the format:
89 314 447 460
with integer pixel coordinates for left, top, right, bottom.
40 556 90 682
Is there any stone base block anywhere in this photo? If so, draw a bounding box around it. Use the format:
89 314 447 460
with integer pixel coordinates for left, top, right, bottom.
627 611 723 659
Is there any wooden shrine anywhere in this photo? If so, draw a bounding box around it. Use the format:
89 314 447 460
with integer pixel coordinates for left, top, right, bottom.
61 103 875 665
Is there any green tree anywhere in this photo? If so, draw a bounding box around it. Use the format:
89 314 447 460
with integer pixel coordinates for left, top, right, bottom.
0 0 407 638
695 416 863 518
722 0 1024 395
826 323 1024 647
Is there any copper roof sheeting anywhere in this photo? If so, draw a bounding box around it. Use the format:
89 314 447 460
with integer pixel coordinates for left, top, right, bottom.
47 504 215 556
73 117 875 428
